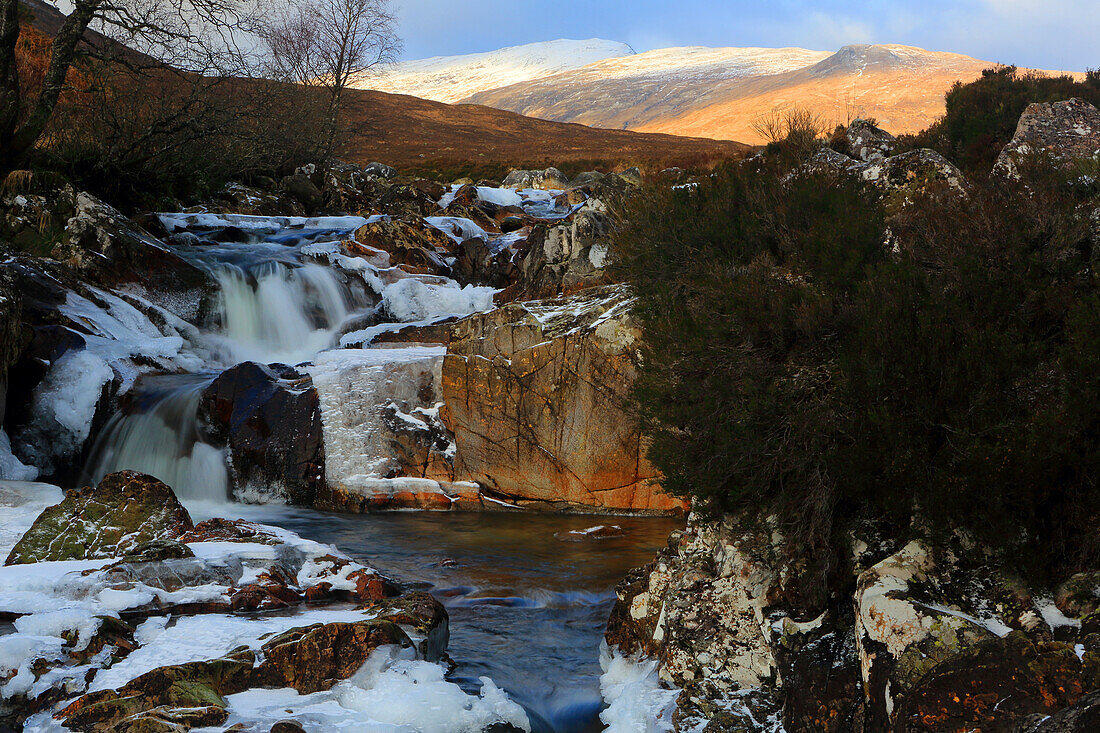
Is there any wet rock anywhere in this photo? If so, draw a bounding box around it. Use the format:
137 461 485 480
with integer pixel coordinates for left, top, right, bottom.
372 591 450 662
121 539 195 563
842 118 897 161
209 182 302 217
199 362 325 506
894 631 1097 731
1023 690 1100 732
6 471 193 565
255 619 412 694
59 650 255 731
381 401 455 483
372 181 444 218
352 218 455 275
371 318 457 346
499 215 525 234
177 517 281 545
270 721 307 733
53 191 212 302
995 97 1100 179
1057 572 1100 619
443 285 683 513
502 167 570 190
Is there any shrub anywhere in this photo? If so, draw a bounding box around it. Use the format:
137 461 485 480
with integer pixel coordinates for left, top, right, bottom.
616 155 1100 595
911 66 1100 177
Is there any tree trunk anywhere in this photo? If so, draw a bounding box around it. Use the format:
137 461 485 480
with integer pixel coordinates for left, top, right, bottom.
4 0 100 169
0 0 21 166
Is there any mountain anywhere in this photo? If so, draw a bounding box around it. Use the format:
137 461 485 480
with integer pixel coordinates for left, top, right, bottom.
357 39 636 104
464 43 1004 142
364 40 1078 144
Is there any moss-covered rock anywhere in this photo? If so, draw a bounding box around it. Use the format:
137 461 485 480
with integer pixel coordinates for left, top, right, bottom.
5 471 193 565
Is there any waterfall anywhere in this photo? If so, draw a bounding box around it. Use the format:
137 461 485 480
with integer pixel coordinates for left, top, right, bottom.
210 262 361 366
83 375 229 504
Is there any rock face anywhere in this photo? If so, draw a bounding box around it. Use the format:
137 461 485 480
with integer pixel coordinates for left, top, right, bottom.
503 207 614 300
199 362 326 505
609 512 1100 732
994 97 1100 178
5 471 193 565
443 285 683 513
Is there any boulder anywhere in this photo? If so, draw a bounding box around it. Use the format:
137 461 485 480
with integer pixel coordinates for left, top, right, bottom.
199 362 325 506
354 216 453 274
6 471 193 565
894 632 1097 731
255 619 412 694
502 167 570 190
363 161 398 180
858 148 967 199
842 119 897 161
994 97 1100 179
53 191 212 301
280 173 324 212
1024 690 1100 732
500 207 614 301
442 285 683 513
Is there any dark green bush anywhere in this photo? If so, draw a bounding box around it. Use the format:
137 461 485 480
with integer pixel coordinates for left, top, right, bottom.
616 155 1100 593
907 66 1100 177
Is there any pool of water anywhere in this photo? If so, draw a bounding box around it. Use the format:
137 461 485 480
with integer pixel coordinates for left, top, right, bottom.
211 505 682 732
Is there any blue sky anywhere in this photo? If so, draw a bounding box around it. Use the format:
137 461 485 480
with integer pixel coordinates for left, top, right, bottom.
395 0 1097 72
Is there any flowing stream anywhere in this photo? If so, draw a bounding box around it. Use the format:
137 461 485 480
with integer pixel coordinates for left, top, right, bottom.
60 211 683 732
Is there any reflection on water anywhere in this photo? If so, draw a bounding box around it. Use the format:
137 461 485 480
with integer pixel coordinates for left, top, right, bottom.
205 505 682 733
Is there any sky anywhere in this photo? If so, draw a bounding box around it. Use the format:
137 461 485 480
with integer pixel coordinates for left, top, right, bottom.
393 0 1097 72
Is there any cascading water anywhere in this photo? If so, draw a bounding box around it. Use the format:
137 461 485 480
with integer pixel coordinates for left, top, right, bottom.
210 261 361 366
83 374 229 503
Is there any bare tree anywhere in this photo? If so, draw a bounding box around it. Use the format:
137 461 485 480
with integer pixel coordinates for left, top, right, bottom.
0 0 269 171
260 0 400 161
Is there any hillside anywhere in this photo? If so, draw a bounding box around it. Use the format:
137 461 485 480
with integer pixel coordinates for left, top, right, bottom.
337 88 749 173
464 43 1011 142
363 40 1080 144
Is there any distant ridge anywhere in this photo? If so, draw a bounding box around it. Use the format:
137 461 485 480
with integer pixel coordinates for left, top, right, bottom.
360 39 1080 143
357 39 636 104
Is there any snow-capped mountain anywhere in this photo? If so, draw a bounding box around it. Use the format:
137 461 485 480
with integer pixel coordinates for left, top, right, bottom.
357 39 635 104
359 40 1076 144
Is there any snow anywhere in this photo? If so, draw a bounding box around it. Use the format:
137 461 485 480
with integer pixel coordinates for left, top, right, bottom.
425 216 489 244
157 212 375 235
212 645 530 732
381 277 495 322
477 186 524 207
0 431 38 481
1037 597 1083 630
599 643 680 733
557 45 831 86
357 38 635 103
15 348 113 473
307 347 446 489
88 607 376 693
0 481 64 558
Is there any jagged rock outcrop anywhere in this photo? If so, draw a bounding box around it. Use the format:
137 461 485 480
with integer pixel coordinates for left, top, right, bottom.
442 285 683 513
994 97 1100 179
199 362 325 505
609 512 1100 732
843 119 897 162
501 207 614 300
5 471 193 565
